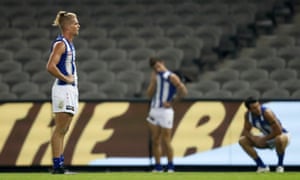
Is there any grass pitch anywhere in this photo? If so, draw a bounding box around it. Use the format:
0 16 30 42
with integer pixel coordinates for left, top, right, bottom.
0 172 299 180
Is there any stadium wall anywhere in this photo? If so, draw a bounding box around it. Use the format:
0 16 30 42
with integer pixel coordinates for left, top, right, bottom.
0 100 299 172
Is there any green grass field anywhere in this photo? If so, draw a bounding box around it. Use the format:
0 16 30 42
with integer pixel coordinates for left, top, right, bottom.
0 172 299 180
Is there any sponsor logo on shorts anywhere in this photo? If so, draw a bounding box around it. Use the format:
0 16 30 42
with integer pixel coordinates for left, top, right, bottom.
66 105 74 111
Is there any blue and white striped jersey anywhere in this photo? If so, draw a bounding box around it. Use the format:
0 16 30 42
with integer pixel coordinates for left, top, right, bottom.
247 106 287 135
151 71 176 108
51 35 77 87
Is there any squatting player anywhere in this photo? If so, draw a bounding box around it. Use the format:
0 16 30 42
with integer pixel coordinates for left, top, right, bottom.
239 97 290 173
46 11 80 174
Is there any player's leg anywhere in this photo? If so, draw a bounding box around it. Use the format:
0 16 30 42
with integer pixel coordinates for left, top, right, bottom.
51 112 73 172
148 122 163 171
274 133 289 172
161 127 174 172
239 136 269 172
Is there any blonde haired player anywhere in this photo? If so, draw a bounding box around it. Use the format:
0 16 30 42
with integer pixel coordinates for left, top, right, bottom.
46 11 80 174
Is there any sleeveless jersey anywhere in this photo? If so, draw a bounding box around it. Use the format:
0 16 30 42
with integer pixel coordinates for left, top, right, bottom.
247 106 287 135
51 35 77 87
151 71 176 108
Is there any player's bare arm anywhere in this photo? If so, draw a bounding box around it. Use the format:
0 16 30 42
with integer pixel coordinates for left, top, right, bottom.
169 73 188 100
262 109 282 141
46 41 74 84
146 71 156 98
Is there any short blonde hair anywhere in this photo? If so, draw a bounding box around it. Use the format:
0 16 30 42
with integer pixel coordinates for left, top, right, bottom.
52 11 77 29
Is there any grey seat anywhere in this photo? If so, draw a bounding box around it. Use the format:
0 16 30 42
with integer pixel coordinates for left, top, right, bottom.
251 79 278 94
87 71 115 85
0 28 22 41
89 38 116 51
157 47 184 70
79 28 107 41
146 37 174 52
257 57 286 72
31 71 54 84
109 60 136 73
240 68 269 83
99 48 127 62
155 14 182 30
270 69 297 83
0 49 13 62
188 80 220 94
0 92 17 100
11 81 39 97
118 37 146 52
264 35 295 50
23 28 50 41
24 60 45 75
0 61 22 74
222 80 250 93
20 91 48 100
14 48 42 65
224 57 257 72
233 88 261 99
165 25 194 42
116 70 144 97
209 69 239 84
96 16 122 30
80 91 107 100
245 47 277 60
277 46 300 61
128 47 156 62
3 71 30 86
79 60 108 74
291 89 300 99
109 27 136 41
185 89 203 99
0 82 9 93
28 38 50 53
99 81 128 99
175 37 203 63
280 79 300 94
262 88 290 99
78 81 98 95
287 58 300 71
11 17 38 29
194 25 222 48
3 39 27 52
203 89 232 99
136 27 164 42
76 49 98 61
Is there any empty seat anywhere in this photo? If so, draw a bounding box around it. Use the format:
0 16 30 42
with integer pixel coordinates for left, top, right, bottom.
222 80 250 93
0 92 17 100
194 26 222 48
277 46 300 61
233 88 261 99
136 26 164 42
287 58 300 71
270 69 297 83
262 35 295 50
188 80 220 94
155 15 182 30
175 37 203 62
23 60 45 75
78 81 98 95
123 16 152 29
240 68 269 83
79 28 107 41
257 57 286 72
73 38 88 49
20 91 48 100
251 79 278 94
0 82 9 93
31 71 54 84
79 60 108 74
118 37 146 52
203 89 232 99
0 28 22 41
11 16 38 29
116 4 145 17
146 37 174 51
224 57 257 72
23 28 50 41
128 47 156 62
157 47 184 70
185 89 203 99
89 38 117 51
291 89 300 99
116 70 144 97
28 38 50 53
0 49 13 62
87 71 115 85
14 48 42 65
96 16 122 30
0 61 22 74
174 2 201 17
165 25 194 41
244 47 277 60
280 79 300 94
3 71 30 86
11 81 39 97
109 60 136 73
99 48 127 62
76 49 98 61
99 81 128 99
80 91 107 100
208 69 239 84
3 39 27 52
109 27 136 41
262 88 290 99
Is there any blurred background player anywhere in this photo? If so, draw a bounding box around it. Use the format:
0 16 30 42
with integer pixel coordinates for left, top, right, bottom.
46 11 80 174
239 96 290 173
146 57 188 172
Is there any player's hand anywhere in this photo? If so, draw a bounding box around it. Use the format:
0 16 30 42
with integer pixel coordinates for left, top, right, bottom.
163 101 172 108
65 75 75 84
